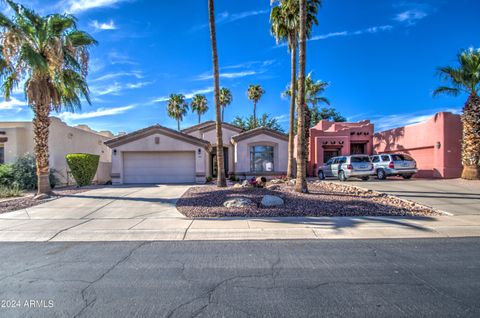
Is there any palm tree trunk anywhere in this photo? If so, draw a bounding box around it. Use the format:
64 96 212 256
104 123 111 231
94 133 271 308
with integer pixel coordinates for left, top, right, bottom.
295 0 308 193
221 106 224 122
198 113 201 124
208 0 226 187
253 101 257 128
461 93 480 179
33 106 51 197
287 41 297 179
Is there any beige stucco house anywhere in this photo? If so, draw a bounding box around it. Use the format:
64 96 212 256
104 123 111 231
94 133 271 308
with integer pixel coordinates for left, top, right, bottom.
0 117 114 185
105 121 288 184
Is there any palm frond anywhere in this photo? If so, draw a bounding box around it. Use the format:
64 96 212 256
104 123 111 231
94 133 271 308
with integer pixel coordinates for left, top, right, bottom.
433 86 461 97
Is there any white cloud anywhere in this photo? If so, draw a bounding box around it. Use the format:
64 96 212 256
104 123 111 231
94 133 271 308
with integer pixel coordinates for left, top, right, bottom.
0 97 27 110
58 105 136 121
90 20 117 31
196 70 257 81
394 9 428 25
92 72 143 82
61 0 131 13
310 31 349 41
273 114 290 123
192 9 269 31
108 51 138 65
90 81 151 96
153 87 214 103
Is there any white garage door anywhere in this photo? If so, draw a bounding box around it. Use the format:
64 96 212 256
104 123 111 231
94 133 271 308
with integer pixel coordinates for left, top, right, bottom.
123 151 195 184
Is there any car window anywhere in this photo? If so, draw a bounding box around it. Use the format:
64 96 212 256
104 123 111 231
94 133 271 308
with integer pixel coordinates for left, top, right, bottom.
332 158 339 164
351 156 370 163
372 156 380 163
391 154 414 161
325 159 333 165
338 157 347 164
381 155 390 161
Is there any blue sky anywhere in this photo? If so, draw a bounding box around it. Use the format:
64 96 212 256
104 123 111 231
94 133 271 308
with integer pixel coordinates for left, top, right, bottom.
0 0 479 133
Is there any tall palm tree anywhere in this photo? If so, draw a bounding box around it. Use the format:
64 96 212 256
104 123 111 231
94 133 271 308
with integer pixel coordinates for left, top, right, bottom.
190 94 208 124
434 48 480 180
219 87 232 122
247 84 265 127
295 0 308 193
167 94 188 131
271 0 321 179
0 0 97 197
208 0 226 187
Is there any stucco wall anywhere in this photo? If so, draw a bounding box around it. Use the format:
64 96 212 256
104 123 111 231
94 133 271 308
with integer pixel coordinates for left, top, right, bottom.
109 132 207 184
234 134 288 176
373 112 462 178
186 126 239 176
0 117 113 185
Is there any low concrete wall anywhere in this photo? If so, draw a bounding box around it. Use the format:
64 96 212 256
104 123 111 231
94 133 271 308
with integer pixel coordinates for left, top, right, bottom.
373 112 462 178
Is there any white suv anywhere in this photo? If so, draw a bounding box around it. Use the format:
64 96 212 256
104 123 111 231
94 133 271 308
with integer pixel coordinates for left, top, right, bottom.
318 155 374 182
370 153 418 180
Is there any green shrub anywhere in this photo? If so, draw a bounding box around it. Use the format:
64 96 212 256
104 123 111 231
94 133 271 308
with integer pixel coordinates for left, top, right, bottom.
7 154 57 190
0 164 15 187
66 153 99 187
0 185 23 198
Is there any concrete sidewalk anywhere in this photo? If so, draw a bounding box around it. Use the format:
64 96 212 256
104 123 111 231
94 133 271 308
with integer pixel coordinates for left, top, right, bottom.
0 184 479 242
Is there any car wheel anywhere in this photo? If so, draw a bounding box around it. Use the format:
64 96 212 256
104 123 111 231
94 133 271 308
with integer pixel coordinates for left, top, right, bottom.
402 174 413 179
377 169 386 180
318 171 325 180
338 171 347 182
361 176 369 181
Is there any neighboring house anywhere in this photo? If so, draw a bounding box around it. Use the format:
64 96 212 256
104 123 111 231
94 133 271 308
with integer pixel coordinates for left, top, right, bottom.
105 121 288 184
0 117 114 185
374 112 462 178
307 120 374 176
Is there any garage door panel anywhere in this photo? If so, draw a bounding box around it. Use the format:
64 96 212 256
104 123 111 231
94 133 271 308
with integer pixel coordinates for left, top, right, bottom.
123 152 195 184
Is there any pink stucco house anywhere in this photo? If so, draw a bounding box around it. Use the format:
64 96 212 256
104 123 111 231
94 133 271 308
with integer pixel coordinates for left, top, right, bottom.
373 112 462 178
308 120 374 176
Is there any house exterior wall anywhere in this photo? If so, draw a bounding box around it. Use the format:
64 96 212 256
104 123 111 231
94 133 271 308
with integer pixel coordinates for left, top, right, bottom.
0 117 113 185
186 126 238 176
109 132 207 184
373 112 462 178
308 120 374 176
233 133 288 177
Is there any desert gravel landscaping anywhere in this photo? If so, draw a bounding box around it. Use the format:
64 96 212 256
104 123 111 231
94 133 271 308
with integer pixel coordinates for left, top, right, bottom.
177 181 440 218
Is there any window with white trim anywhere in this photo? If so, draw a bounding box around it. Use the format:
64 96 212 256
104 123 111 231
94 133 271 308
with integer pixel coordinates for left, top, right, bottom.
250 145 274 172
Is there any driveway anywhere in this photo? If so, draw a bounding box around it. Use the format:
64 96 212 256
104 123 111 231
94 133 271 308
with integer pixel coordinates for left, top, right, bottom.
1 183 480 241
339 178 480 216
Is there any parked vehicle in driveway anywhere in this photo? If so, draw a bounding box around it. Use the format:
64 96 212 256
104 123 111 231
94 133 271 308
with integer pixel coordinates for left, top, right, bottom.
318 155 373 181
370 153 418 180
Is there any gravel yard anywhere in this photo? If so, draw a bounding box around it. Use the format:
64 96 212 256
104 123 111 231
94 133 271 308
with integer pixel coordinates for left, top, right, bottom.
0 186 100 214
177 181 440 217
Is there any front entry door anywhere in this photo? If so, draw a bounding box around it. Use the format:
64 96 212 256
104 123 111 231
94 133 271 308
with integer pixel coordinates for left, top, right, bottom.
324 150 339 163
212 147 229 177
351 143 366 154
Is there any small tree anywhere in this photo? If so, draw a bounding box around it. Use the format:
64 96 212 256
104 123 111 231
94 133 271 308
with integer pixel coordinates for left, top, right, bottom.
232 113 284 132
247 84 265 127
66 154 99 187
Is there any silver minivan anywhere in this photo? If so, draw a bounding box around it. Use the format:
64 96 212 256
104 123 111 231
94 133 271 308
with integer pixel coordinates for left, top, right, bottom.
318 155 373 181
370 153 418 180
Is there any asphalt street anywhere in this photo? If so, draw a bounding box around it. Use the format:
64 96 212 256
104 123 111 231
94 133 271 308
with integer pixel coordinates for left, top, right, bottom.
0 238 479 317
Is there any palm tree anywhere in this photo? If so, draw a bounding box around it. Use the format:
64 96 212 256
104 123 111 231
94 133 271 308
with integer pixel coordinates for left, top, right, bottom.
0 1 97 197
295 0 308 193
167 94 189 131
247 84 265 127
191 94 208 124
271 0 321 179
208 0 226 187
219 87 232 122
434 48 480 180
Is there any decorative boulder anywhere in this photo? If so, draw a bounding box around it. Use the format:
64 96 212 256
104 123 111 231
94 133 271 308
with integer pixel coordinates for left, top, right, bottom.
233 183 243 189
287 179 296 186
223 197 254 208
266 184 281 191
255 177 267 188
269 179 285 184
261 195 284 207
241 180 253 188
